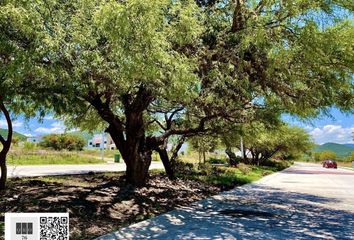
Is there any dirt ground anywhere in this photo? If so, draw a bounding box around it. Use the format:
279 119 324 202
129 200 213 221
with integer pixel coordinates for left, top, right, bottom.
0 172 222 240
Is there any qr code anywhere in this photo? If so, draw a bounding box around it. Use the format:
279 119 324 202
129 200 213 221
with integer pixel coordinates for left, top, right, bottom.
40 216 69 240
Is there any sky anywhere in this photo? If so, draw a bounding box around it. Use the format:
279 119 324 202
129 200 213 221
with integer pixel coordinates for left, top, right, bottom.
0 108 353 145
284 108 353 144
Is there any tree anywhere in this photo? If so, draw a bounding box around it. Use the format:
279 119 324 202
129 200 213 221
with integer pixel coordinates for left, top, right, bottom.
314 151 337 161
0 2 45 189
223 123 314 165
1 0 353 186
40 134 86 151
189 135 219 163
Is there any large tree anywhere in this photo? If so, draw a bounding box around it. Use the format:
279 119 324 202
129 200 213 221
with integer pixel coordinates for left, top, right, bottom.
1 0 353 186
0 3 44 189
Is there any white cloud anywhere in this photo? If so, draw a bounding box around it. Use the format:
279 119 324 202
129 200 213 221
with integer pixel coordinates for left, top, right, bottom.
304 125 314 131
34 122 66 134
0 120 23 128
51 122 64 128
35 127 64 134
309 124 354 144
43 115 56 120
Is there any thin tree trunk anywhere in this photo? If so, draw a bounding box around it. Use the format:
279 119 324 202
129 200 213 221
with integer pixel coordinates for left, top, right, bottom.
0 155 7 190
155 136 185 180
156 148 175 180
0 100 12 190
225 147 239 166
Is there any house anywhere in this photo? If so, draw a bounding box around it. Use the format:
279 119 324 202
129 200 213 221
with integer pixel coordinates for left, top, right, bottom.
87 134 116 150
27 136 43 143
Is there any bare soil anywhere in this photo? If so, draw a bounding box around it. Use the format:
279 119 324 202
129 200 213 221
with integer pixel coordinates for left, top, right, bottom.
0 172 222 240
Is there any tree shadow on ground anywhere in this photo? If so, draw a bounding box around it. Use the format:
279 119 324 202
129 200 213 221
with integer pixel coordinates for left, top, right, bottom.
0 173 220 240
99 184 354 240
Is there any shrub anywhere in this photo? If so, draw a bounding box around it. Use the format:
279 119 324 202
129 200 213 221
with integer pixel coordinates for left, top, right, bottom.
24 142 37 151
40 134 85 151
237 163 251 174
175 161 195 175
313 151 337 161
207 157 227 164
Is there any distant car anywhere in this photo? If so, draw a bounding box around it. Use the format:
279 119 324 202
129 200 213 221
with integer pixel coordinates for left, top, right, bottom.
322 160 337 169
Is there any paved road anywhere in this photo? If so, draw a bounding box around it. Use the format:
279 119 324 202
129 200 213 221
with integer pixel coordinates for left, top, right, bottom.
7 162 164 178
97 162 354 240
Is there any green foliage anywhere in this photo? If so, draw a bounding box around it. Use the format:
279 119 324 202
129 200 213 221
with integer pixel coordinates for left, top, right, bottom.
23 142 36 151
207 157 228 164
1 0 353 186
222 122 314 164
40 134 85 151
313 150 337 161
11 136 20 145
1 0 352 132
178 162 288 188
188 136 219 154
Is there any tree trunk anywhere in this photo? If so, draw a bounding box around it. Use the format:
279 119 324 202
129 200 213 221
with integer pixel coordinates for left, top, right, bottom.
155 136 184 180
225 147 239 166
124 150 152 186
156 148 175 180
0 154 7 190
0 100 12 190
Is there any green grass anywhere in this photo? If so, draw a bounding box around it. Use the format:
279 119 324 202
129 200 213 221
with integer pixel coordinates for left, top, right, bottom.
81 149 161 161
178 161 291 188
0 222 3 240
7 152 105 165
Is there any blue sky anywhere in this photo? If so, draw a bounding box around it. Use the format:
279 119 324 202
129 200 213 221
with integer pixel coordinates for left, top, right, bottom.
284 108 353 144
0 108 353 144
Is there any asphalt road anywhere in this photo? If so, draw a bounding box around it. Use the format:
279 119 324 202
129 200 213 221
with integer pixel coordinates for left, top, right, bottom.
97 162 354 240
7 162 164 178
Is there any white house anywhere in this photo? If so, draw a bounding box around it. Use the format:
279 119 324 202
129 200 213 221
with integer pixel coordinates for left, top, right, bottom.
27 136 43 143
87 134 116 150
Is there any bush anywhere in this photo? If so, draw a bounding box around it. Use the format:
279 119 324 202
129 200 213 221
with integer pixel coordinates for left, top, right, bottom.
237 163 251 174
24 142 37 151
40 134 85 151
313 151 337 161
207 157 227 164
175 161 195 175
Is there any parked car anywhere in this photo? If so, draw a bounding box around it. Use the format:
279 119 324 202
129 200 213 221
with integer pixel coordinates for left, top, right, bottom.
322 160 337 169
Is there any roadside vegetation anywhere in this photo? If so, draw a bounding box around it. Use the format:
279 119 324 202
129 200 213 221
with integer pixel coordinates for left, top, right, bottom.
7 151 105 165
177 161 291 189
0 0 353 239
0 156 291 240
302 150 354 168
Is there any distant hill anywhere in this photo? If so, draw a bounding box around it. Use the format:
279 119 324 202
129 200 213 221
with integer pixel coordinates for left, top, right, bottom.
344 144 354 148
314 142 353 157
0 128 27 141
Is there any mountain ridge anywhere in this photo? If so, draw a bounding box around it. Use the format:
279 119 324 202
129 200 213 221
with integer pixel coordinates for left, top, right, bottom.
314 142 353 157
0 128 27 141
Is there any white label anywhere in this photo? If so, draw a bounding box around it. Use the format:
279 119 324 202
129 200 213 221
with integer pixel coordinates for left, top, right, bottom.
5 213 69 240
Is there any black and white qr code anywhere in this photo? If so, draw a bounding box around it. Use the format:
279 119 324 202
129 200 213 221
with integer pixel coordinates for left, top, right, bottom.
40 216 69 240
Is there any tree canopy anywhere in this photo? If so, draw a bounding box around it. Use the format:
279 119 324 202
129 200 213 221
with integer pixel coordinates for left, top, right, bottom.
1 0 353 185
235 123 314 164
